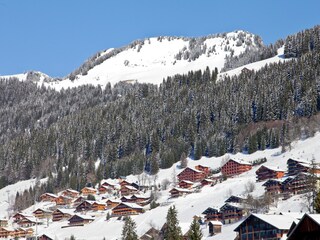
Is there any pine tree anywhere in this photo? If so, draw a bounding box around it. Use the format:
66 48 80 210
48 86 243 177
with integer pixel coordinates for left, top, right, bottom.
179 152 188 168
188 218 203 240
121 216 138 240
314 191 320 213
164 205 182 240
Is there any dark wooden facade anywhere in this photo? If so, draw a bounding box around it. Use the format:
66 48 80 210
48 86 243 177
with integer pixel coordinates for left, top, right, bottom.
287 213 320 240
111 202 143 216
255 165 285 182
234 214 294 240
220 203 245 224
55 195 73 206
68 214 94 226
202 207 221 222
75 200 95 212
52 209 74 222
32 208 53 219
169 187 192 198
221 159 252 177
208 221 222 236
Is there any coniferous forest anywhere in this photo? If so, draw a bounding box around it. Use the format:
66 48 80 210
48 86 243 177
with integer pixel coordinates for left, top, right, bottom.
1 25 320 196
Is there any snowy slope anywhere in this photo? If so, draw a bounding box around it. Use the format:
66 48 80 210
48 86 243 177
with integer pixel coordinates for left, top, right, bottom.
2 132 319 239
217 46 289 80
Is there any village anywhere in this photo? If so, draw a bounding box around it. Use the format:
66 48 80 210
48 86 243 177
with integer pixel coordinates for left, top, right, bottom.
0 153 320 240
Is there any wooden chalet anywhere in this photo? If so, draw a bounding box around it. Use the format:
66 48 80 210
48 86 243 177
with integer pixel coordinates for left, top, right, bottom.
286 172 313 195
39 233 54 240
61 188 79 198
287 158 320 176
32 208 53 219
106 199 121 209
262 177 292 196
15 228 34 238
177 167 206 182
169 187 192 198
111 202 143 216
208 221 222 236
0 227 33 239
12 213 33 223
221 159 252 177
234 213 298 240
101 179 119 189
98 185 113 195
81 187 97 196
120 185 139 196
75 200 95 212
68 214 94 226
201 178 215 186
120 194 150 206
287 213 320 240
0 227 14 238
202 207 221 222
0 219 8 227
178 180 194 189
220 203 246 224
17 216 38 227
39 193 58 202
255 165 285 182
52 208 74 222
140 227 161 240
91 201 106 211
73 196 86 205
225 195 246 204
195 165 211 176
55 195 73 206
120 180 132 187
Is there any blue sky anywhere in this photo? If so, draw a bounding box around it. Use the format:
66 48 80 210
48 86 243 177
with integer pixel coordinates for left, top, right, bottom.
1 0 320 77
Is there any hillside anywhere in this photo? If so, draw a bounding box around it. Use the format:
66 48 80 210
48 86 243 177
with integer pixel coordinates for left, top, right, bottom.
1 132 319 239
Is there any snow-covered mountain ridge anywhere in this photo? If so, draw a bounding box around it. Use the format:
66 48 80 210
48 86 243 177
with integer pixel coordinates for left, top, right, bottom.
2 30 278 90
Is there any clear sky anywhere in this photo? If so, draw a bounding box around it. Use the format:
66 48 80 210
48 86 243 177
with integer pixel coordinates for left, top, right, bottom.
1 0 320 77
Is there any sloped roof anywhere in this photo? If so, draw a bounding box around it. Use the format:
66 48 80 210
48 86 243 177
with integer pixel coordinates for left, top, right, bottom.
55 208 75 215
116 202 143 209
235 213 298 231
257 165 286 172
228 158 252 166
177 167 203 176
169 187 193 193
69 214 95 221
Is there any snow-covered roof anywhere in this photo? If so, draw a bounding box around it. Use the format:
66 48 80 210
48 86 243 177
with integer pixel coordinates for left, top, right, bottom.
132 194 150 199
33 208 53 213
307 214 320 224
64 189 79 194
178 167 203 175
259 165 286 172
170 187 193 193
123 185 138 190
251 214 298 230
180 180 194 184
70 214 95 221
209 220 223 226
81 187 97 191
55 208 75 215
41 193 58 198
119 202 143 209
229 158 252 166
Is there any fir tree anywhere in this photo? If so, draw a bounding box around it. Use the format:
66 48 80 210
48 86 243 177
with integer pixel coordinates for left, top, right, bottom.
164 205 182 240
188 218 203 240
121 216 138 240
314 191 320 213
